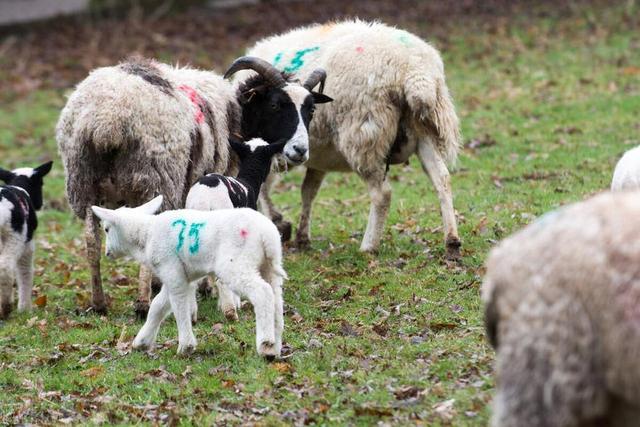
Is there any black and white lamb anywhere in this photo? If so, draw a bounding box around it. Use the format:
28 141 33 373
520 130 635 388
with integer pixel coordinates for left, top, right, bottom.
185 137 286 320
0 161 52 319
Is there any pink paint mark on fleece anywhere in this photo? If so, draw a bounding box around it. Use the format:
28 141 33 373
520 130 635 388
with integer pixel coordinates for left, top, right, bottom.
240 229 249 238
355 46 364 53
178 84 205 124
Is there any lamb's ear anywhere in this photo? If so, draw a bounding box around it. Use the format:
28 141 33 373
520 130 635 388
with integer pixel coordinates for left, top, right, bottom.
136 195 164 215
266 140 287 156
33 161 53 177
312 92 333 104
0 168 15 183
91 206 118 223
229 139 251 160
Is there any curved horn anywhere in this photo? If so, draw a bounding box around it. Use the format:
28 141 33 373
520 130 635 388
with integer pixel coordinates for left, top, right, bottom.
223 56 286 89
303 68 327 94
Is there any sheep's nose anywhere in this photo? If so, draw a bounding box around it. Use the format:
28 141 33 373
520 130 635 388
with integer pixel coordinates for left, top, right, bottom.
293 145 307 156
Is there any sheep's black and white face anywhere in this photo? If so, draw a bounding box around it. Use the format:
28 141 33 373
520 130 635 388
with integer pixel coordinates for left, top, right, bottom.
238 80 332 165
0 161 53 210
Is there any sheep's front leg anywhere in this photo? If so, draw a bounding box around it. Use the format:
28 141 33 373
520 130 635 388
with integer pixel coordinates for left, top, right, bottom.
259 172 291 241
294 168 326 249
417 139 461 260
166 281 198 355
134 265 153 319
360 174 392 253
133 285 171 351
16 240 34 312
85 207 107 314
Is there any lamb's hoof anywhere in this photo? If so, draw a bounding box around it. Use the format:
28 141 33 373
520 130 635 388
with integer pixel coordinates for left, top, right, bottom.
294 235 311 250
276 220 292 242
132 338 152 352
197 280 213 299
259 341 279 359
445 236 462 261
134 299 150 320
223 307 239 322
191 313 198 325
177 342 197 356
359 243 380 254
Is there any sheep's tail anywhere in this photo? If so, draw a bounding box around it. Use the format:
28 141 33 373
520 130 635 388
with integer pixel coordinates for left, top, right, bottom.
262 225 288 281
404 63 461 167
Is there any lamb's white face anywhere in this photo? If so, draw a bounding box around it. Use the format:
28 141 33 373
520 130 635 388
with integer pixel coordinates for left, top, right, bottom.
101 220 125 259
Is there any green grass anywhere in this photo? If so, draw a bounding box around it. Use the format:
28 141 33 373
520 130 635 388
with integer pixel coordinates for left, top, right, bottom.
1 3 639 425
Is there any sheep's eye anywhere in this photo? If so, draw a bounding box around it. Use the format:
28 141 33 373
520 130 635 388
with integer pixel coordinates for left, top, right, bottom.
270 102 279 111
104 226 110 233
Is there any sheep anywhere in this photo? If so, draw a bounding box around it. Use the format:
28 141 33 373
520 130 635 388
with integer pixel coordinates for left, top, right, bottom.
0 161 53 319
90 195 286 358
238 20 462 258
185 137 287 321
56 56 330 317
611 146 640 190
482 191 640 427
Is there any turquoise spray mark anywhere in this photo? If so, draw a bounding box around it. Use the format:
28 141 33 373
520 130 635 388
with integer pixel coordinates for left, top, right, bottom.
284 46 320 72
188 223 206 254
171 219 187 252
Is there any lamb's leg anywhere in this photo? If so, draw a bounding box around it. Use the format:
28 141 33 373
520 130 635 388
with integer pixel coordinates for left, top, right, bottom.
166 281 198 355
85 207 107 314
215 278 239 321
188 281 198 325
134 265 153 319
259 172 291 241
263 266 285 355
294 168 326 249
16 240 34 312
416 139 461 260
132 285 171 351
360 174 392 253
0 259 15 320
224 272 277 358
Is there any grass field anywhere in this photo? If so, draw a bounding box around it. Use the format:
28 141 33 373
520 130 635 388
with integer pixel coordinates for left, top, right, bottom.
0 1 639 425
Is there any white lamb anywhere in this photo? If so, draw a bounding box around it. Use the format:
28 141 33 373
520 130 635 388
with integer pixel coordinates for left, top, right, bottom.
91 196 286 358
611 146 640 191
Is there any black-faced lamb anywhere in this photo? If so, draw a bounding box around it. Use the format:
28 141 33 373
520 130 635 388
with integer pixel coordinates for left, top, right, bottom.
186 137 287 321
238 20 462 258
0 161 53 319
91 196 286 358
483 191 640 427
56 56 330 317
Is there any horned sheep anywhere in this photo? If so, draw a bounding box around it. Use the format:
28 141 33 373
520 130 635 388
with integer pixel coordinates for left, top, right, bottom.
239 20 462 258
56 56 330 317
0 161 53 319
91 196 286 358
483 191 640 427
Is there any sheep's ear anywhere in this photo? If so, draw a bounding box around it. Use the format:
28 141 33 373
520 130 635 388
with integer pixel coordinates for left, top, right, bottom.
91 206 118 223
0 168 15 183
229 139 251 160
312 92 333 104
33 161 53 177
136 195 164 215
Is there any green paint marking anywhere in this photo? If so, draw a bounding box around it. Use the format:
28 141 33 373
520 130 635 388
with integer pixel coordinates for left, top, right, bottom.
283 46 320 72
273 52 283 68
397 31 412 46
188 222 206 254
171 219 187 252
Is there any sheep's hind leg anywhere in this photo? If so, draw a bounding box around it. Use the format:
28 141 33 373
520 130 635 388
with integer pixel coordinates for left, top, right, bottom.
132 285 172 351
16 240 34 312
134 265 153 319
0 257 15 320
259 172 291 242
360 173 392 253
294 168 326 249
262 265 284 355
416 139 461 260
216 278 239 321
85 207 107 314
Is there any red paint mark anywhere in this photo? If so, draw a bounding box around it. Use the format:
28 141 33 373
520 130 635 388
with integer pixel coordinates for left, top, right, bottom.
240 229 248 238
355 46 364 53
178 84 205 124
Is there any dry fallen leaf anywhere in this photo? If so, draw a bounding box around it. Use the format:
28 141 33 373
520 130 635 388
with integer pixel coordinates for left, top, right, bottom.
80 366 105 379
34 295 47 307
